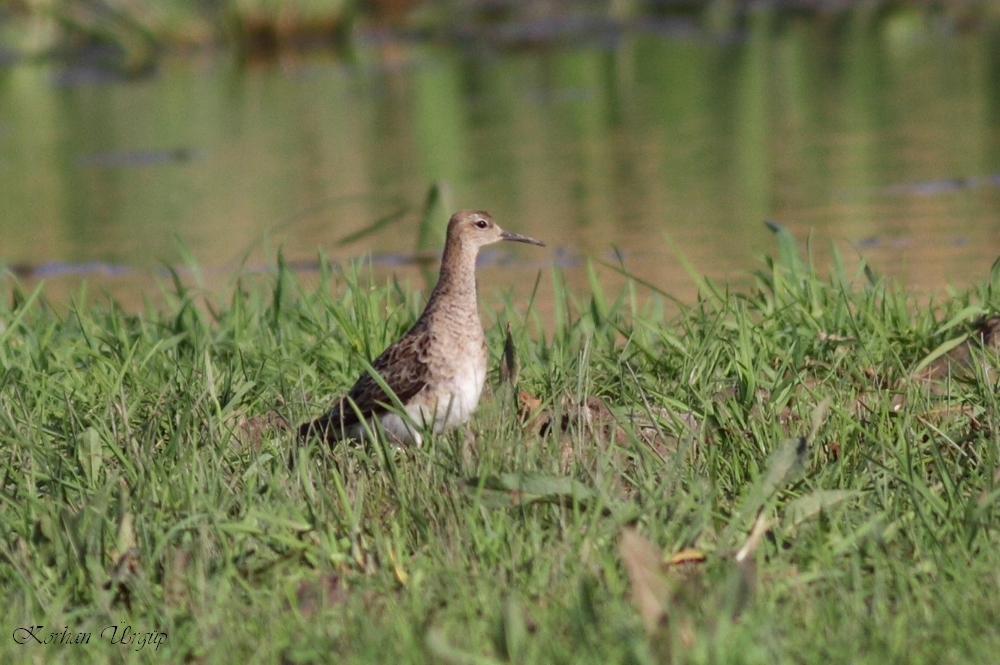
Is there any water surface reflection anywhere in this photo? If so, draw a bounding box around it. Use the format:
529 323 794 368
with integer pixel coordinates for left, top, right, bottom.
3 16 1000 308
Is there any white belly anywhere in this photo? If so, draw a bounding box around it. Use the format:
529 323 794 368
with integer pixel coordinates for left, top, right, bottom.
430 360 487 431
373 360 486 447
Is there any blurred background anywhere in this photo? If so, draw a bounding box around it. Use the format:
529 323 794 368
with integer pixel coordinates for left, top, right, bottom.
3 0 1000 305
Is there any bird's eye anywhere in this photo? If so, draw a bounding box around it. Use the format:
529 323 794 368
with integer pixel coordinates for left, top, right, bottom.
475 219 488 229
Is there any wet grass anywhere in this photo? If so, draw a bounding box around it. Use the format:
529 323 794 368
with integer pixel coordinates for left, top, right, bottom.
2 226 1000 664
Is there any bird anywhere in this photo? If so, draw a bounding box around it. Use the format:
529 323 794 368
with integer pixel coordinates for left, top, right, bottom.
298 210 545 447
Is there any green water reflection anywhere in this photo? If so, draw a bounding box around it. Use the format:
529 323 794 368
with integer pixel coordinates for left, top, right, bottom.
2 16 1000 304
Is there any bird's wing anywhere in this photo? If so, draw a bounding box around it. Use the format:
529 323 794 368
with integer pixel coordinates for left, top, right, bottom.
343 332 432 419
299 331 431 441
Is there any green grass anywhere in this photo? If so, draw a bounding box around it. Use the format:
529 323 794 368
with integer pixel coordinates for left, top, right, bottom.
2 227 1000 664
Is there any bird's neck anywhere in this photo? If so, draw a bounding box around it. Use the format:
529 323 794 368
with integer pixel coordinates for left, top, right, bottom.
423 241 480 325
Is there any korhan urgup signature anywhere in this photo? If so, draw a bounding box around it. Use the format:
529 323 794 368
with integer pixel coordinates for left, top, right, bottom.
13 624 167 651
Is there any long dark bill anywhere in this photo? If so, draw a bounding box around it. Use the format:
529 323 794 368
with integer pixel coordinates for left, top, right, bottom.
500 229 545 246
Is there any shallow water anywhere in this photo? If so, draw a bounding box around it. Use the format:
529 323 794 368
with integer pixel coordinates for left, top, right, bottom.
3 14 1000 309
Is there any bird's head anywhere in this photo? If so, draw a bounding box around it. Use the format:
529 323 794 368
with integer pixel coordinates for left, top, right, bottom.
446 210 545 251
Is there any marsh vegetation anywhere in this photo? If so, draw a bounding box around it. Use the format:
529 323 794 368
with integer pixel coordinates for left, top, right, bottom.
2 225 1000 662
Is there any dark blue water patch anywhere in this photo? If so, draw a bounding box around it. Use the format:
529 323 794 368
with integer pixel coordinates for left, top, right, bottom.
465 15 625 49
51 64 134 87
877 172 1000 197
883 177 979 196
633 15 743 43
369 253 437 267
354 12 722 53
547 246 583 268
368 14 629 54
287 251 558 272
77 148 206 168
7 261 131 279
604 248 628 263
858 237 914 249
5 252 554 281
46 44 158 87
838 172 1000 202
854 236 972 250
480 248 528 268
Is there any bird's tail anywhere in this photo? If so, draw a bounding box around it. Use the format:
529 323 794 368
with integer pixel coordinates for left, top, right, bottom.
297 416 328 443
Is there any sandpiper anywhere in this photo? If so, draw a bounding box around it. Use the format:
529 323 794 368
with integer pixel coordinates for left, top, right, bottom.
298 210 544 446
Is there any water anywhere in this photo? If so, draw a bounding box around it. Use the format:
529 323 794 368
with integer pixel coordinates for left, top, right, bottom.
3 14 1000 308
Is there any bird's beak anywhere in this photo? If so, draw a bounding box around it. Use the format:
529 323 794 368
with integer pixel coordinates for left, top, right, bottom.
500 229 545 246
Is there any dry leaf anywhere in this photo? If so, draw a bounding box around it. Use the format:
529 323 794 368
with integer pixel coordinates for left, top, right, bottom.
666 549 706 566
619 528 670 635
294 573 348 619
163 547 192 608
234 411 290 450
518 391 550 434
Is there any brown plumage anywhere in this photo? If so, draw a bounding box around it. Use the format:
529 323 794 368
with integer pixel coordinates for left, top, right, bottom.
299 210 544 446
298 329 432 441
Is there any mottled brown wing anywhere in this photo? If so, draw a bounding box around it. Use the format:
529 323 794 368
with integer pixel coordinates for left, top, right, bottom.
298 331 431 442
342 333 431 420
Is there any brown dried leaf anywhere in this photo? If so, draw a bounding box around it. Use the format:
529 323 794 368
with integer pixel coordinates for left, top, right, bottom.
107 546 140 611
666 548 706 567
619 528 670 635
518 391 550 434
163 547 192 608
295 572 348 619
234 411 290 450
919 315 1000 381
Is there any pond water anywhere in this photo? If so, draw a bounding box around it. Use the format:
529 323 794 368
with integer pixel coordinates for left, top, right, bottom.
3 14 1000 310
